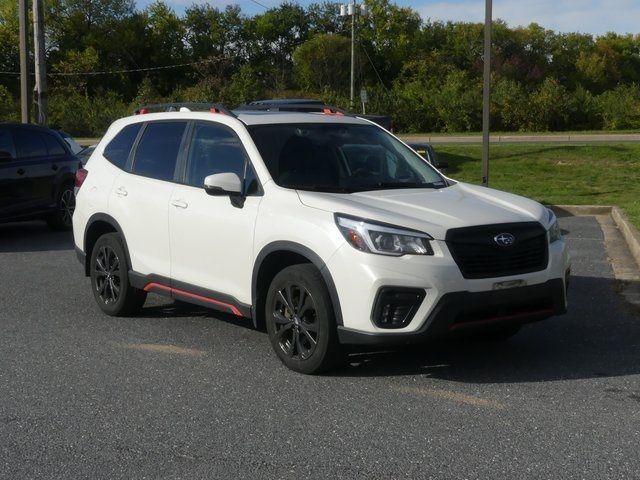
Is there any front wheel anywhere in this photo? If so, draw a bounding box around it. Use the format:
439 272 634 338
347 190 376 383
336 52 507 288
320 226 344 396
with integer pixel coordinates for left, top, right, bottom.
265 264 343 374
90 233 147 316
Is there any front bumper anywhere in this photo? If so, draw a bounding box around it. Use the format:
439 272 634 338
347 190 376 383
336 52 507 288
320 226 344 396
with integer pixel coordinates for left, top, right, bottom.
325 236 570 340
337 278 566 345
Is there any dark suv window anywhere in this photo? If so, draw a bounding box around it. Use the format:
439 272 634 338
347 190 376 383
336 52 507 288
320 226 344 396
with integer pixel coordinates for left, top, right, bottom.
104 123 142 169
0 129 16 160
41 133 67 156
14 129 47 158
185 122 249 188
133 121 186 182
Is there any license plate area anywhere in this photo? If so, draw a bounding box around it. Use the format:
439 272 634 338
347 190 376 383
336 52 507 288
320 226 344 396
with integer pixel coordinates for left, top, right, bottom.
493 279 527 290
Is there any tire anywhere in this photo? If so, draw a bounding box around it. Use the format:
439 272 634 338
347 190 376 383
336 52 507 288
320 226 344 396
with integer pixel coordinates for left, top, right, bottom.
265 264 344 374
47 183 75 231
90 233 147 316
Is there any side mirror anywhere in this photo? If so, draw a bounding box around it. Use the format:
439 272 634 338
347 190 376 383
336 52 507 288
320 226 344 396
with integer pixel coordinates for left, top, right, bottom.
0 151 13 163
437 161 449 170
204 172 243 196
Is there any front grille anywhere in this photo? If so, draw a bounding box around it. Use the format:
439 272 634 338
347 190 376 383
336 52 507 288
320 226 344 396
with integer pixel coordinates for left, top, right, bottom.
446 222 548 279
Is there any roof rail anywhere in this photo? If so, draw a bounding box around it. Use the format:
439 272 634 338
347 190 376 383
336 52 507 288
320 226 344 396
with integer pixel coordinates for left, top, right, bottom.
134 102 236 117
235 101 356 118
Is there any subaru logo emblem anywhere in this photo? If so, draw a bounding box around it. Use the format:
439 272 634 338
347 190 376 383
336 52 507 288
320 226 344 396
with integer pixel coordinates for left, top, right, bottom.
494 233 515 247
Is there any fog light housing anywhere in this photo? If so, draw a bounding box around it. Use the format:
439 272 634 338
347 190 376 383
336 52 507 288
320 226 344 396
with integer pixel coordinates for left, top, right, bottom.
371 288 426 329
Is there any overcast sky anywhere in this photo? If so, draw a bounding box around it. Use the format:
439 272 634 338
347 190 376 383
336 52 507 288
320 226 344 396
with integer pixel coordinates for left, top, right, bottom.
142 0 640 36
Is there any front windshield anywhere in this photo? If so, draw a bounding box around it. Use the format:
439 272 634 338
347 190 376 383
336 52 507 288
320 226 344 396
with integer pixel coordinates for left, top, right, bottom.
248 123 447 193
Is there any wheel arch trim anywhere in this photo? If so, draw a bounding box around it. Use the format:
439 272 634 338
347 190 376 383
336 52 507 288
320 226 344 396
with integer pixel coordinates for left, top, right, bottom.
83 213 132 276
251 241 344 327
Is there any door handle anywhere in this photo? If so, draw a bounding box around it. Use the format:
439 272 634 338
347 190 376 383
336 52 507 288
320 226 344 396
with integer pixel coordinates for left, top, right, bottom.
171 199 188 209
115 186 128 197
17 168 25 175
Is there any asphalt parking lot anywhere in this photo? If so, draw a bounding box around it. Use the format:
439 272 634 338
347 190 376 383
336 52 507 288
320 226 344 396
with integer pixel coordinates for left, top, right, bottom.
1 216 639 479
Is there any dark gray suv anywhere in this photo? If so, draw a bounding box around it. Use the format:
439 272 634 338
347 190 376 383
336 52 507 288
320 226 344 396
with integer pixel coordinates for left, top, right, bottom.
0 123 80 230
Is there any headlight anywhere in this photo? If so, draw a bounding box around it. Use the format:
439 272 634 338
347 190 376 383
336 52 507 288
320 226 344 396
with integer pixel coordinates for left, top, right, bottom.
335 214 434 256
547 208 561 243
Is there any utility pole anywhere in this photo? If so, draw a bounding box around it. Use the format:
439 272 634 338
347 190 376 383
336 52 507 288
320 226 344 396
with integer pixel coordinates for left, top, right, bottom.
18 0 29 123
481 0 492 187
33 0 47 125
339 1 368 109
350 2 355 108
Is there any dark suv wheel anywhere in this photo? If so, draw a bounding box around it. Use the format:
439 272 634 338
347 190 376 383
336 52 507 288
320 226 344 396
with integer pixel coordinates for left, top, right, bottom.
46 183 75 231
90 233 147 316
265 264 343 374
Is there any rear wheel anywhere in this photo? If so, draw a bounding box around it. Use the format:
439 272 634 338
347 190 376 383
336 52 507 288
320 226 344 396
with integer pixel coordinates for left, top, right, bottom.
90 233 146 316
46 184 75 231
265 264 343 374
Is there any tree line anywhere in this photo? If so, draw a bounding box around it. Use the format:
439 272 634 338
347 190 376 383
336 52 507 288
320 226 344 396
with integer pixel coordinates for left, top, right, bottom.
1 0 639 136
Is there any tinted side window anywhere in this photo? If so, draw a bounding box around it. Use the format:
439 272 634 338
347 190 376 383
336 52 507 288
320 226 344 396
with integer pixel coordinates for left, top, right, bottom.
41 133 67 156
185 123 248 188
0 129 16 160
133 122 186 182
104 123 142 169
14 130 47 158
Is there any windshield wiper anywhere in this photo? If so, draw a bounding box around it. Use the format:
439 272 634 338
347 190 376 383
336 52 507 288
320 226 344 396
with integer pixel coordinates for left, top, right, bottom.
358 182 445 191
293 185 355 193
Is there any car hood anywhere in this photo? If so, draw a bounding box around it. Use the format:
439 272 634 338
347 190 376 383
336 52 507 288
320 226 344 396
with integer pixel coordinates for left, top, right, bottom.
297 182 549 240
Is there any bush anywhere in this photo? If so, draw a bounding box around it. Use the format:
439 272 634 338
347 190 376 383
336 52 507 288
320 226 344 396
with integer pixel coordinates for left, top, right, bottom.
433 70 481 132
49 90 127 137
596 84 640 130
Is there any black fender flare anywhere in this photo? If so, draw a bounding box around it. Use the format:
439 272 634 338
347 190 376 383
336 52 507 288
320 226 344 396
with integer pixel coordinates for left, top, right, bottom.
251 241 343 326
83 213 132 274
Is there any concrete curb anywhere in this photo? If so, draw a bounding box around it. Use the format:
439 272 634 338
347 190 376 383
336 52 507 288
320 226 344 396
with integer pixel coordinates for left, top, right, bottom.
611 207 640 270
399 134 640 144
550 204 640 269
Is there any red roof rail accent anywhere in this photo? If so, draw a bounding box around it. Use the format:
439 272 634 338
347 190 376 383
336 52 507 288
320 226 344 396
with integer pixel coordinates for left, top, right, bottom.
322 107 344 116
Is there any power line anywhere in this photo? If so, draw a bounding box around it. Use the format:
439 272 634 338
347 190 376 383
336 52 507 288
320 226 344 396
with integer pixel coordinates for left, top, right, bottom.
247 0 270 10
0 59 217 77
359 41 390 95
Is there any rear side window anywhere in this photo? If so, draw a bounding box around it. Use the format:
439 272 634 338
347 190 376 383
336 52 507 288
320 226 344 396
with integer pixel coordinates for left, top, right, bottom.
41 133 67 156
0 129 16 160
14 130 47 158
104 123 142 169
185 122 248 188
133 122 186 182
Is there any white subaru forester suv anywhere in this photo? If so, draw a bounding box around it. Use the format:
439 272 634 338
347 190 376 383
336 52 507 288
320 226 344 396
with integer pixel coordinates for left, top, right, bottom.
73 103 570 374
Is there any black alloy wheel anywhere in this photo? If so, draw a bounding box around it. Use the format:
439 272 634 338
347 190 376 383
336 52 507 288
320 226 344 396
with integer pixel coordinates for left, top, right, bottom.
90 233 147 316
265 264 343 374
272 283 319 360
47 184 75 230
94 244 121 305
59 188 75 228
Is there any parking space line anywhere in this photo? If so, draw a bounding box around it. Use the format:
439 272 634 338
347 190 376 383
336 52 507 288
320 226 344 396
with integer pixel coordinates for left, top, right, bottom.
118 342 206 356
397 386 506 410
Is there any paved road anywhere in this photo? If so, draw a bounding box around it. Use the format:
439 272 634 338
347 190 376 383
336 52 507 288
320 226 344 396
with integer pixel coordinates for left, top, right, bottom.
1 217 639 479
400 133 640 144
80 133 640 148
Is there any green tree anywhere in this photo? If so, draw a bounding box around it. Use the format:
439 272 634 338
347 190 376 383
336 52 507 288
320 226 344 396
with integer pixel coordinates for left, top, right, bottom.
434 70 481 132
597 84 640 130
293 34 350 93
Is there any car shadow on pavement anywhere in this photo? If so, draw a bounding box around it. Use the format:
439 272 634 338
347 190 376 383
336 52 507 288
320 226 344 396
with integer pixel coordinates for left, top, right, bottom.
0 222 74 252
335 275 640 383
136 300 256 331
